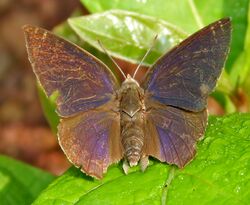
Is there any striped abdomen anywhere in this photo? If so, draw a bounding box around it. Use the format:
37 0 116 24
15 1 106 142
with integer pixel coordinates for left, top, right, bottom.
121 111 144 166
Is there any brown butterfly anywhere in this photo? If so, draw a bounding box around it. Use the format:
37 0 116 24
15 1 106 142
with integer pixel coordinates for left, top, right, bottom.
23 18 231 179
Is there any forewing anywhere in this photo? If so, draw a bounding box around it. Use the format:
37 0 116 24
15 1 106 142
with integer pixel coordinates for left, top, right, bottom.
144 101 207 167
142 18 231 112
23 25 119 117
58 105 122 179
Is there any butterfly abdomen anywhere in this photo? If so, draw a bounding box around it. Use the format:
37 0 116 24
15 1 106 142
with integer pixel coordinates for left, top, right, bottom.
121 111 144 166
119 76 145 166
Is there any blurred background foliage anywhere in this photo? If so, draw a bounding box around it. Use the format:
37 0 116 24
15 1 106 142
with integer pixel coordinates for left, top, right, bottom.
0 0 250 204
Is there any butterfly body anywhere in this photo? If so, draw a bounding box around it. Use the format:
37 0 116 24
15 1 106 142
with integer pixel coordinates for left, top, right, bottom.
23 18 231 179
119 75 145 167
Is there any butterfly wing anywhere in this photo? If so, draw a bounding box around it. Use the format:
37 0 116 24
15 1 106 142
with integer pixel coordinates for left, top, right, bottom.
24 25 122 178
58 103 122 179
142 18 231 112
23 25 119 117
142 18 231 168
143 100 207 168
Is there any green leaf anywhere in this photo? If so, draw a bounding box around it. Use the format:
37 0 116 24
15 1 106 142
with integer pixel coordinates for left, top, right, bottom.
0 155 55 205
81 0 200 33
81 0 249 72
33 164 169 205
33 114 250 205
166 114 250 204
230 2 250 88
37 85 59 133
68 10 186 65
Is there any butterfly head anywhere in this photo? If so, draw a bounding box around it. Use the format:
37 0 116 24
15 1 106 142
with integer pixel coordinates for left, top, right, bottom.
122 74 140 87
119 74 142 99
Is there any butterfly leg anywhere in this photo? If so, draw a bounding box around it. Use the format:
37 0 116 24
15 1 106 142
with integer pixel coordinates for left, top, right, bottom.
140 156 149 172
122 160 130 174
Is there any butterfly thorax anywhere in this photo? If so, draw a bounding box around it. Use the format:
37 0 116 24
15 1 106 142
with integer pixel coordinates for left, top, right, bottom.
119 75 145 167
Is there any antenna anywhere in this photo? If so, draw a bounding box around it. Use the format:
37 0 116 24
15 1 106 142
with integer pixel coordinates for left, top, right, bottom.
97 40 126 79
132 34 158 79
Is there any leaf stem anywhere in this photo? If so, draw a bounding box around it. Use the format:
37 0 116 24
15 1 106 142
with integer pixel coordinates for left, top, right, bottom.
161 166 176 205
188 0 204 28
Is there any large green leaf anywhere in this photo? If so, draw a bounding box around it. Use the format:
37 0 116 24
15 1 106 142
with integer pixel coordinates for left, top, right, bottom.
0 155 55 205
32 114 250 205
81 0 249 72
81 0 199 33
69 10 186 65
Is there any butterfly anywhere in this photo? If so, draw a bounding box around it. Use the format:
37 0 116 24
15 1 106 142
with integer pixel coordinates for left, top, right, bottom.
23 18 231 179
